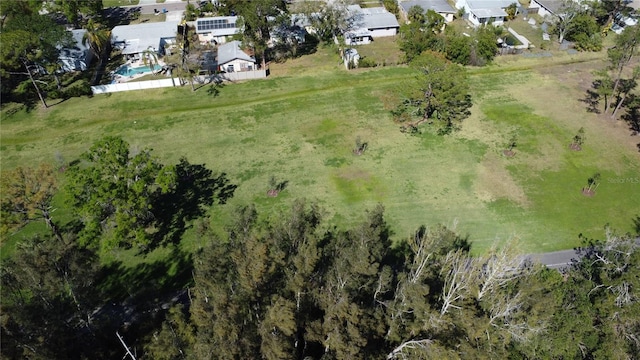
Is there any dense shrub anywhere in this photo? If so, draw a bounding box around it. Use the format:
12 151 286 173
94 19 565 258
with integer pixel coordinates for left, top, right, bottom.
358 57 377 68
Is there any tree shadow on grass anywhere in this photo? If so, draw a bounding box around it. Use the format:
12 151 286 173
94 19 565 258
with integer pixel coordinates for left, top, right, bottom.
151 158 237 248
92 247 193 357
580 84 601 114
622 94 640 135
96 247 193 304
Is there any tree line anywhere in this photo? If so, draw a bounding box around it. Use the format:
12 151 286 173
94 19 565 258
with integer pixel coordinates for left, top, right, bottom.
0 0 110 107
1 137 639 359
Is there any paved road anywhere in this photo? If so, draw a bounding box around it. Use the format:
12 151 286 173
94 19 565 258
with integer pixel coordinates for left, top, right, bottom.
112 1 187 15
528 249 579 270
530 237 640 270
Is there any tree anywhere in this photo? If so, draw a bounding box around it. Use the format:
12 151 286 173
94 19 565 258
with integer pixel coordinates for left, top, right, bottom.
83 19 111 84
302 0 354 45
1 11 72 106
571 127 586 150
399 22 443 63
539 230 640 359
382 0 399 16
392 51 472 134
224 0 287 68
505 2 518 20
83 19 111 65
1 234 100 359
408 5 426 24
0 0 42 27
566 13 602 52
504 132 517 156
603 25 640 115
583 172 601 195
444 28 471 64
144 305 195 360
65 136 175 250
0 30 50 108
589 0 634 27
51 0 103 29
439 249 473 316
472 24 499 65
425 9 445 34
548 0 580 44
0 163 62 241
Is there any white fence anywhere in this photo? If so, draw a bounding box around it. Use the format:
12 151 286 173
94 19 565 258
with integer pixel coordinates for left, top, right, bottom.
219 69 268 82
91 78 178 94
91 70 268 94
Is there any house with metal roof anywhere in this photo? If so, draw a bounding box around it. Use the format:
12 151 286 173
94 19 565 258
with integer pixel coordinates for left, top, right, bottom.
529 0 563 17
399 0 457 23
217 40 257 73
345 5 399 45
58 29 93 72
455 0 513 26
111 21 179 59
194 16 240 44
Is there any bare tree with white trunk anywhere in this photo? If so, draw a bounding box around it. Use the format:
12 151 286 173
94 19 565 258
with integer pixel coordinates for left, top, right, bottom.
476 240 531 300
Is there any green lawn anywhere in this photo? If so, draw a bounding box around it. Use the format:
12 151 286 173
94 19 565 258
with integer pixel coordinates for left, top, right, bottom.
2 49 639 256
103 0 139 7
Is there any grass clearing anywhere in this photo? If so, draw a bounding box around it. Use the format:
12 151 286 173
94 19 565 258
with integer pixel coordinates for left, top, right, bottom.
103 0 139 7
2 48 639 257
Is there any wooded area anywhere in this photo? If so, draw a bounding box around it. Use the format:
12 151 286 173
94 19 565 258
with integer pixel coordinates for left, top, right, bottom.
1 137 639 359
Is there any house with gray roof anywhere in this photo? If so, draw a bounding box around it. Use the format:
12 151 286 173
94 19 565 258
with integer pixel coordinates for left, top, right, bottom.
58 29 93 72
344 5 400 45
529 0 563 17
455 0 514 26
399 0 457 23
217 40 257 73
194 16 240 44
111 21 179 59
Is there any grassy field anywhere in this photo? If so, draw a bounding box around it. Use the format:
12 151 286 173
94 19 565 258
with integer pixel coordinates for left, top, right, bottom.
2 47 639 256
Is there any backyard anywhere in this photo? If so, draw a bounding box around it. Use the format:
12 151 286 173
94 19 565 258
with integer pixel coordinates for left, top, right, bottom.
1 45 639 257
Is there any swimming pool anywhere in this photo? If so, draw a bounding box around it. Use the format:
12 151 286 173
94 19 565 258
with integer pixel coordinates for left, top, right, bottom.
115 64 160 76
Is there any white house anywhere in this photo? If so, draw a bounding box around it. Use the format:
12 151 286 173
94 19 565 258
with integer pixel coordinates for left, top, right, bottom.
455 0 513 26
529 0 563 17
399 0 457 23
194 16 240 44
217 40 257 73
111 21 179 60
345 5 399 45
58 29 93 72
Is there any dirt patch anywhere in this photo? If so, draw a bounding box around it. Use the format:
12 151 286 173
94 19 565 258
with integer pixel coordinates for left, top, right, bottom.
474 153 530 207
337 167 371 181
533 57 608 93
569 143 582 151
582 188 595 197
502 149 516 157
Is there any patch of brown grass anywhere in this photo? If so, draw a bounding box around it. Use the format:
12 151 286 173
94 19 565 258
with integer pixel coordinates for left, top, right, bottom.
474 152 530 207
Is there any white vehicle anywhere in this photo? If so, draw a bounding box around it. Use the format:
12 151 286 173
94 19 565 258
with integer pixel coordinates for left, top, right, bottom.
612 23 624 35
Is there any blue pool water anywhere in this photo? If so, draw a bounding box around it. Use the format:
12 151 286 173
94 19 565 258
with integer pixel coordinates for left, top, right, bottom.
115 64 160 76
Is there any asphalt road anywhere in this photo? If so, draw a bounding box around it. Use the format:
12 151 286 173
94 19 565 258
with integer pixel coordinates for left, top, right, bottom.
113 1 187 15
530 237 640 270
529 249 580 270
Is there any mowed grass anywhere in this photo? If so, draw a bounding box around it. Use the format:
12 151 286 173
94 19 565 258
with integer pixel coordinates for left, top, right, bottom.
2 50 639 255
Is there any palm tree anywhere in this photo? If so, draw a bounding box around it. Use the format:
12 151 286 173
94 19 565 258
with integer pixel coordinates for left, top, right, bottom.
140 48 159 71
82 19 111 84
